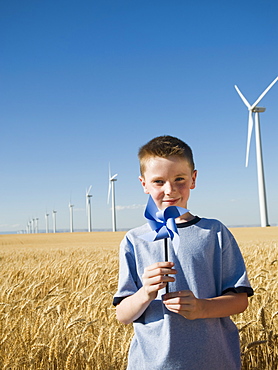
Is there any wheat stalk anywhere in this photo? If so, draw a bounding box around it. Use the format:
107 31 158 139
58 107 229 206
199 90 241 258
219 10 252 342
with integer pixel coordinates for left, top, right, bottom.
1 232 277 370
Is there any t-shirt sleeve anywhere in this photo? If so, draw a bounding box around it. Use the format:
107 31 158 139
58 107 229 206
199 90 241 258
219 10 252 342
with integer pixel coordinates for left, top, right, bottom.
220 226 253 297
113 234 139 306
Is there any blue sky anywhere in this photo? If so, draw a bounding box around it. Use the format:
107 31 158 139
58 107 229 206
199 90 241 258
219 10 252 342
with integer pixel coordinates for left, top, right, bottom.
1 0 278 233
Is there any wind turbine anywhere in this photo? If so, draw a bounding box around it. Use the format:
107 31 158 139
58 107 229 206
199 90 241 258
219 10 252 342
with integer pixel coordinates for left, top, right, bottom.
52 210 57 233
27 220 31 234
69 201 74 233
234 76 278 227
35 218 39 233
107 164 118 232
45 212 49 233
86 186 92 232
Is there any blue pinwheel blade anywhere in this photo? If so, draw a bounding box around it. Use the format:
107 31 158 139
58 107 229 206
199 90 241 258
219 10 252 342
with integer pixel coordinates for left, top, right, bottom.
140 195 189 252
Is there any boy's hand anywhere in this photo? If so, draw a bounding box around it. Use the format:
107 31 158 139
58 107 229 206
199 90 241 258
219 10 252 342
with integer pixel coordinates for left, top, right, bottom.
142 262 177 301
163 290 201 320
116 261 177 325
163 290 249 320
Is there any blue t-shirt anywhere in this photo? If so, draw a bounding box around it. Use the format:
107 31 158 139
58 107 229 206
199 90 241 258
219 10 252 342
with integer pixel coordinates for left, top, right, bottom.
113 217 253 370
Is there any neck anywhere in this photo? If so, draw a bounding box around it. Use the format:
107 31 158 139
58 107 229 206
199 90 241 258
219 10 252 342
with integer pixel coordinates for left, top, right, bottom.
175 212 195 223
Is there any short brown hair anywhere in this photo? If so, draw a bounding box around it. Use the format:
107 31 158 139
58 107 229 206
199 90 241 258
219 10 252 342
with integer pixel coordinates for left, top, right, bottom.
138 135 195 175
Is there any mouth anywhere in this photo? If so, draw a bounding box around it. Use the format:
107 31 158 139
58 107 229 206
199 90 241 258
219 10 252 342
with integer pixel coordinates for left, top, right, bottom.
162 198 179 206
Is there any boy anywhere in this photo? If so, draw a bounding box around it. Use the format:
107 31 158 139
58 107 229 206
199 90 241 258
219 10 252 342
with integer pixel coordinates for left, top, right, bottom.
113 135 253 369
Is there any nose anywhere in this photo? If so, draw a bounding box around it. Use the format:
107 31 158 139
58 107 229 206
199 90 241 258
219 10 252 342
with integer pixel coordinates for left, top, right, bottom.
164 181 175 195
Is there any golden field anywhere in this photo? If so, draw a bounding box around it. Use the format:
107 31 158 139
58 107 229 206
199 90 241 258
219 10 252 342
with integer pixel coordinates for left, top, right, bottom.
1 228 277 369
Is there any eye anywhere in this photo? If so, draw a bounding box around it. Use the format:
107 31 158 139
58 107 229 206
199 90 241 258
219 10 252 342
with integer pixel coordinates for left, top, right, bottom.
175 177 185 182
153 179 164 185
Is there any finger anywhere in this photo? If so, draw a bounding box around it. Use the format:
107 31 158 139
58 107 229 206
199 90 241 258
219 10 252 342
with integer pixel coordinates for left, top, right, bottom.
143 267 177 280
164 299 192 309
145 277 176 295
145 261 175 272
163 290 192 300
147 274 176 286
165 306 193 317
163 299 196 313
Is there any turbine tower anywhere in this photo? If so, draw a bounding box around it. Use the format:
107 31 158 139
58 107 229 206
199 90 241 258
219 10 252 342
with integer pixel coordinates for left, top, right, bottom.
107 164 118 232
69 202 74 233
235 76 278 227
45 212 49 233
27 220 31 234
35 218 39 233
52 210 57 233
86 186 92 232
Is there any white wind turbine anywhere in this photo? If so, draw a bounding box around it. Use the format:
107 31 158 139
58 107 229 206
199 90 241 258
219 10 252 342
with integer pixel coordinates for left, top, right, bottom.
32 218 35 233
69 201 74 233
52 210 57 233
45 212 49 233
235 76 278 227
27 220 31 234
107 165 118 232
35 218 39 233
86 186 92 232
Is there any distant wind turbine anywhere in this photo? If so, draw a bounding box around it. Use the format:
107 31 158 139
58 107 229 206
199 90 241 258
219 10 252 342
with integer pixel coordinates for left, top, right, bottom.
27 220 31 234
45 212 49 233
235 76 278 227
86 186 92 232
69 201 74 233
35 218 39 233
53 210 57 233
107 164 118 232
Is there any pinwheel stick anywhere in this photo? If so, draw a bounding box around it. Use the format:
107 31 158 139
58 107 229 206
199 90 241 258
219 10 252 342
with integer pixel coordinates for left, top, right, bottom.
164 238 169 294
140 196 189 294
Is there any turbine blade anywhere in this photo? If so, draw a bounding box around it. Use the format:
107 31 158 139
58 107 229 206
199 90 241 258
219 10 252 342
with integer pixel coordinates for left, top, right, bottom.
107 182 111 204
108 163 111 179
251 76 278 109
234 85 251 108
86 185 92 196
111 173 118 180
245 111 254 167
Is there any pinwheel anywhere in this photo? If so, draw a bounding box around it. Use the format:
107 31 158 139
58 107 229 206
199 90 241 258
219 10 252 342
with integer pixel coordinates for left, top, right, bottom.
140 195 188 292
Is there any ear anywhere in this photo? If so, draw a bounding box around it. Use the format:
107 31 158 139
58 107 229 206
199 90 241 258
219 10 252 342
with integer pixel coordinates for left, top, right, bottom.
190 170 197 190
139 176 149 194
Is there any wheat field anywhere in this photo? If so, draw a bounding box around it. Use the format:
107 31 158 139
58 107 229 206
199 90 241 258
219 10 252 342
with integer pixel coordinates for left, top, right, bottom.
0 228 277 369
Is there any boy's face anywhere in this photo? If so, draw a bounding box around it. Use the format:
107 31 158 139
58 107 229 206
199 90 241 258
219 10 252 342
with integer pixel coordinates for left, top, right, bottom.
139 156 197 212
